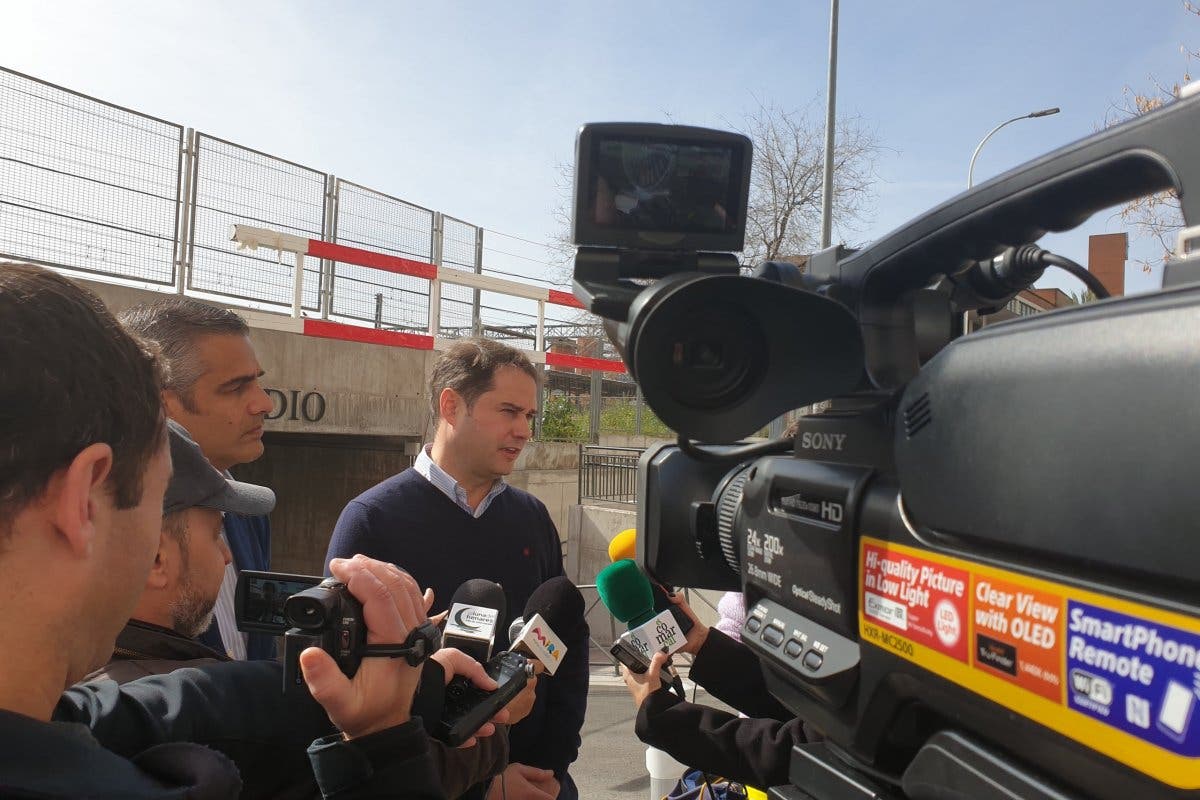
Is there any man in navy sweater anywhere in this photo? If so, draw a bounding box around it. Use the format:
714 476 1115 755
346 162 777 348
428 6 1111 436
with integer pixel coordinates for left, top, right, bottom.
122 299 276 661
326 338 589 800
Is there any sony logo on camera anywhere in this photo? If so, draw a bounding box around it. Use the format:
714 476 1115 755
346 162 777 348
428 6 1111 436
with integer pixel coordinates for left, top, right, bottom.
797 432 847 452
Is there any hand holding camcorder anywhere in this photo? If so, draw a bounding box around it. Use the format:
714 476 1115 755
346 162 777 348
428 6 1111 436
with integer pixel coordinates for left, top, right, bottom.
236 566 531 748
293 555 440 740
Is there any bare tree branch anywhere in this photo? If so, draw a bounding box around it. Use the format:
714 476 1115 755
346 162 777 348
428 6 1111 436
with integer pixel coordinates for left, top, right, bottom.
1106 1 1197 271
735 99 883 265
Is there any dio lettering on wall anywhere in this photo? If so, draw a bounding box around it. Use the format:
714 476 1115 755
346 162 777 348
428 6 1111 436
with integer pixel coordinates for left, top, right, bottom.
265 389 327 423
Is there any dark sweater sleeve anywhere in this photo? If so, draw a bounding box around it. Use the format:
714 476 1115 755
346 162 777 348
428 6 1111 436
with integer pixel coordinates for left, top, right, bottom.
60 662 333 798
689 629 793 721
308 721 445 799
518 505 588 782
634 688 804 789
58 661 331 756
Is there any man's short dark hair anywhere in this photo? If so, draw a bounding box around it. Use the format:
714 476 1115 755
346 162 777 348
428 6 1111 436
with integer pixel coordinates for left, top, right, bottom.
119 298 248 410
429 338 539 420
0 264 166 522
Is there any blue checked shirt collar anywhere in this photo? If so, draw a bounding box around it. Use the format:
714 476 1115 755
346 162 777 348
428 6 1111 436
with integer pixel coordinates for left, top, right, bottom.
414 444 508 518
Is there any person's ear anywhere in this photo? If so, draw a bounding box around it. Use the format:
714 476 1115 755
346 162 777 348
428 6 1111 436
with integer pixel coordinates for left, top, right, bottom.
144 530 173 591
162 389 187 420
50 443 113 558
438 388 462 426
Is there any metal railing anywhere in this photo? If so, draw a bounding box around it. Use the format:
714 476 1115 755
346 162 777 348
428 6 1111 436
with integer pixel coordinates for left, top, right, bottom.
0 66 672 439
578 445 642 505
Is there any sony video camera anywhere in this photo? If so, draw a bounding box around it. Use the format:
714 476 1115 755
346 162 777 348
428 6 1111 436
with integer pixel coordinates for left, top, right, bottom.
571 114 1200 800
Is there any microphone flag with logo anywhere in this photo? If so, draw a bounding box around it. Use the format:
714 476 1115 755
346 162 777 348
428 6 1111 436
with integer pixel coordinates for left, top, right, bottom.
508 576 586 675
443 578 505 663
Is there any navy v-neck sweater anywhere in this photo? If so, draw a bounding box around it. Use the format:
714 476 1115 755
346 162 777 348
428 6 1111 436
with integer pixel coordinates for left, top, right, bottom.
324 468 587 797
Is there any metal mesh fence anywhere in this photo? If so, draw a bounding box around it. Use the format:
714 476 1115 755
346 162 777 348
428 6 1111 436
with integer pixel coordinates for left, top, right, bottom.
330 180 433 330
189 134 325 309
0 68 182 284
437 215 479 335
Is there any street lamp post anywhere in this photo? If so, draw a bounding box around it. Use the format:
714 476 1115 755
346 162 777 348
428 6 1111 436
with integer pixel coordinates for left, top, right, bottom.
967 107 1060 188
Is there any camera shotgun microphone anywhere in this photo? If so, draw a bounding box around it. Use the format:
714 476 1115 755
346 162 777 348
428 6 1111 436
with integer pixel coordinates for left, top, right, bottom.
596 559 687 699
506 576 587 675
443 579 505 663
607 529 694 635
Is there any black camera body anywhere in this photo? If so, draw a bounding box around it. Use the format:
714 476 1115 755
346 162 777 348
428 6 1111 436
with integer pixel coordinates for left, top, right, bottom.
236 571 367 694
572 113 1200 799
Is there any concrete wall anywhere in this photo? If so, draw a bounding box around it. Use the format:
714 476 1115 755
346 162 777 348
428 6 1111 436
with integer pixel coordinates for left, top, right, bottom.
249 328 431 437
81 278 434 439
507 442 579 545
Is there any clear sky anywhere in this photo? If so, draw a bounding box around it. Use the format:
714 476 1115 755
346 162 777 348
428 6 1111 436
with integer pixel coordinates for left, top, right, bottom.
4 1 1195 297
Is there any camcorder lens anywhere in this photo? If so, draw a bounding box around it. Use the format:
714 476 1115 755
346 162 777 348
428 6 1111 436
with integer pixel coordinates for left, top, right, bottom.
657 305 766 411
285 587 339 631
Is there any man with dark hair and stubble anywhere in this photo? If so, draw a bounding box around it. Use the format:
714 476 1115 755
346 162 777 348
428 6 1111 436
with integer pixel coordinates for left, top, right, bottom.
0 262 479 797
120 298 275 661
84 420 274 685
326 337 589 800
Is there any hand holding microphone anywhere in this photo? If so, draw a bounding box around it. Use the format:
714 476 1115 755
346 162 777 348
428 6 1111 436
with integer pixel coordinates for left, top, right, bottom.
596 559 687 699
621 650 672 711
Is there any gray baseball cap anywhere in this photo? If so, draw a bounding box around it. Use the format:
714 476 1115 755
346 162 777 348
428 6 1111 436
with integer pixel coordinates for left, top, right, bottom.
164 420 276 516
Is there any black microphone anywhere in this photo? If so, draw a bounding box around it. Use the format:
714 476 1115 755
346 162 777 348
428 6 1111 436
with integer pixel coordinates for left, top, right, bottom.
507 576 587 675
442 578 505 663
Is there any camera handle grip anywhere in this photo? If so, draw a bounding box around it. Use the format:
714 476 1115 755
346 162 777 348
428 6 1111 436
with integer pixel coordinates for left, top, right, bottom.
361 621 443 666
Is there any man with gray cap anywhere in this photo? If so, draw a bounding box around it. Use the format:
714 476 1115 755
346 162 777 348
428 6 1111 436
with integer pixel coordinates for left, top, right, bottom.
86 420 276 684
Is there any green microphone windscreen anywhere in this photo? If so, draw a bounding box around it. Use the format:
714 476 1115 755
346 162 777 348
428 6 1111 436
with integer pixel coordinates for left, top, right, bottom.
596 559 655 626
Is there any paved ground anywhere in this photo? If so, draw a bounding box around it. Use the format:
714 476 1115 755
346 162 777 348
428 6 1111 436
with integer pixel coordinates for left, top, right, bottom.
572 662 735 800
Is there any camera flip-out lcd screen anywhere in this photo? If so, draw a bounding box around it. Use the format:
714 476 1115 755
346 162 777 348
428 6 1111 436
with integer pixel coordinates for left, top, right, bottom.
591 138 738 235
236 570 322 634
572 124 750 253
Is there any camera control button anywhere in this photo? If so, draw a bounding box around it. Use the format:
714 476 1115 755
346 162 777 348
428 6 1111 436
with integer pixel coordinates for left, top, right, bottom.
762 624 784 647
746 617 763 634
802 649 824 672
784 639 804 658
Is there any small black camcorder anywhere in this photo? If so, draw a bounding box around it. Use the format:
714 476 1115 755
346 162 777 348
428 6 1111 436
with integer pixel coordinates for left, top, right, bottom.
235 570 529 746
572 112 1200 800
235 571 371 693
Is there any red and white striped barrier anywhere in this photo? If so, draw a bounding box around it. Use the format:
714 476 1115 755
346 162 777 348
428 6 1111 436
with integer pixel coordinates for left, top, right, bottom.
230 224 625 374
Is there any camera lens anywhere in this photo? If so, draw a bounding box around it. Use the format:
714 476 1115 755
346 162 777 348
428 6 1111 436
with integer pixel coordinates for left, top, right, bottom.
285 584 342 631
661 304 766 411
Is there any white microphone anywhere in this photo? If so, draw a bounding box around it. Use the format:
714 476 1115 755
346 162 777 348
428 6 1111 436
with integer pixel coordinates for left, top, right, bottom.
505 576 586 676
442 579 505 663
510 613 568 675
622 608 687 660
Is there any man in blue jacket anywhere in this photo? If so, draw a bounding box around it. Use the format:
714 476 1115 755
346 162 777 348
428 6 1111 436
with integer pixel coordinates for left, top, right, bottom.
121 299 276 660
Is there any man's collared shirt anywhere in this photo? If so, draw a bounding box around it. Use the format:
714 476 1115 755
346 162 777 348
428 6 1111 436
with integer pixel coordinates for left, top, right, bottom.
414 444 508 518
